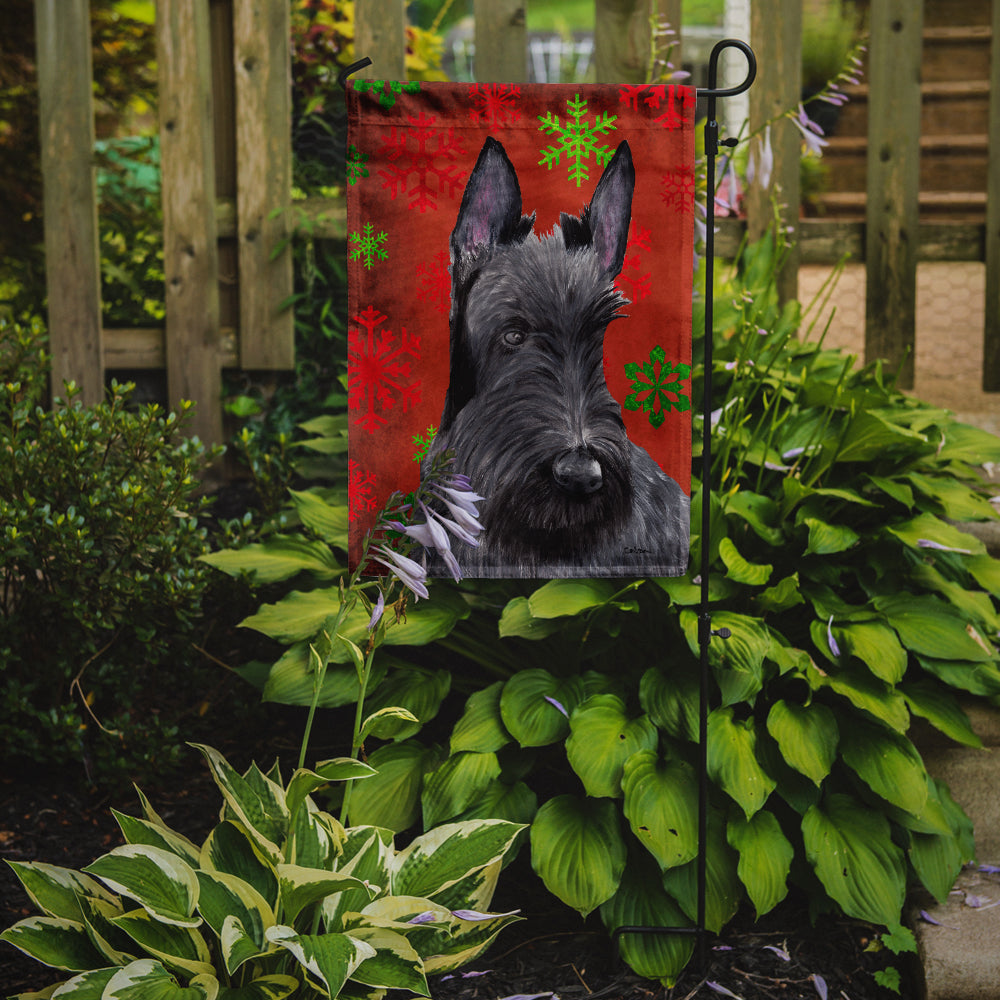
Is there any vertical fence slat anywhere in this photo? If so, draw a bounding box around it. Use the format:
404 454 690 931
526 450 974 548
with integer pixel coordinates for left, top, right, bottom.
355 0 406 80
747 0 801 304
865 0 923 390
233 0 293 370
474 0 527 82
34 0 103 405
594 0 651 84
157 0 222 445
983 0 1000 390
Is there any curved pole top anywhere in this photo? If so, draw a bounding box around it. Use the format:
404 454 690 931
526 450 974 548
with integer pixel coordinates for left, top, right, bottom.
697 39 756 100
337 57 373 90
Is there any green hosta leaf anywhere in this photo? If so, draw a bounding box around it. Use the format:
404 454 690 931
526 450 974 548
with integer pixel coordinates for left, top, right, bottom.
719 537 772 586
621 751 698 871
453 779 538 827
874 594 995 662
727 811 793 918
200 822 278 910
911 562 1000 633
0 916 107 971
808 660 910 732
497 597 563 639
347 740 442 832
654 572 737 606
909 826 965 905
906 472 998 521
866 474 914 509
499 670 584 747
765 700 838 786
4 862 118 923
285 759 376 823
803 517 859 556
802 793 906 926
450 682 511 754
916 655 1000 697
661 810 741 933
680 610 770 706
83 846 200 928
835 621 907 684
277 865 374 925
393 820 524 900
639 664 699 742
707 707 776 818
288 488 349 544
530 795 626 917
359 706 421 742
755 573 805 614
362 667 451 740
265 926 375 997
566 695 658 798
967 553 1000 597
839 718 928 816
195 871 273 974
724 490 784 545
200 535 342 584
260 643 386 709
103 959 218 1000
111 908 214 978
835 410 927 463
526 578 620 617
345 926 428 994
935 421 1000 464
421 751 502 828
216 976 299 1000
901 680 982 748
886 512 985 557
599 853 694 987
112 812 201 868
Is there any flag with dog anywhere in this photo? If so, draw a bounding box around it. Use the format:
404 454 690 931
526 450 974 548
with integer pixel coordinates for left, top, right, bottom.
346 80 695 579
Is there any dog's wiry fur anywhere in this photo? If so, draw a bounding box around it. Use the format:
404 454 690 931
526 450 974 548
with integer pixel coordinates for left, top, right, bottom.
422 136 689 577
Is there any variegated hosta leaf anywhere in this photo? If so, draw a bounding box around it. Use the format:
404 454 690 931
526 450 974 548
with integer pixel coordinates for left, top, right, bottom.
102 958 218 999
265 925 375 998
112 810 202 868
195 871 274 974
323 829 393 931
83 845 200 928
621 751 699 871
77 894 136 966
276 864 375 925
599 853 694 987
200 822 278 910
391 820 524 901
499 669 585 747
4 861 118 922
765 700 838 786
110 908 214 979
422 908 523 975
288 801 343 870
285 760 376 824
529 795 626 917
450 681 511 754
706 707 776 818
344 926 429 995
421 751 501 829
0 916 107 971
46 966 118 997
727 810 793 917
566 695 658 799
420 860 501 918
214 975 300 1000
802 793 906 926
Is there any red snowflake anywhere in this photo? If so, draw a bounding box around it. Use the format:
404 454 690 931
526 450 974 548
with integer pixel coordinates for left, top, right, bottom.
416 250 451 315
661 168 696 213
618 84 693 130
348 461 377 522
468 83 522 127
348 304 421 432
617 222 652 303
378 112 467 212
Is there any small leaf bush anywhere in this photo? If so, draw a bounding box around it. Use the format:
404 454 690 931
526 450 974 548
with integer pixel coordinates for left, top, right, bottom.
0 317 220 782
205 235 1000 985
1 743 523 998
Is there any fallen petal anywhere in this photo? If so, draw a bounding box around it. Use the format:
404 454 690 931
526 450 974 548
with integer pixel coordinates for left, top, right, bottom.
812 974 828 1000
707 983 742 999
763 944 790 962
544 695 569 718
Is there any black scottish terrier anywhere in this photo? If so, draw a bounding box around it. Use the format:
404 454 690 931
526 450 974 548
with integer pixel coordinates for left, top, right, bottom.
422 136 689 578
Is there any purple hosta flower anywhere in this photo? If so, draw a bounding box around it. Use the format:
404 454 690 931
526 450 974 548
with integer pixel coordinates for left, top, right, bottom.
747 124 774 191
407 911 438 925
715 157 741 215
827 615 841 658
917 538 973 555
544 695 569 718
367 590 385 631
791 104 828 157
372 544 429 600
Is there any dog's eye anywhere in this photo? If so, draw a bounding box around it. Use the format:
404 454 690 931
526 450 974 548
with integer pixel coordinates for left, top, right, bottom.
502 329 527 347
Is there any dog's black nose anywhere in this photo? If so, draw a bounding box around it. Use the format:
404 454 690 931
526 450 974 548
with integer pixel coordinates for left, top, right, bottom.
552 448 603 496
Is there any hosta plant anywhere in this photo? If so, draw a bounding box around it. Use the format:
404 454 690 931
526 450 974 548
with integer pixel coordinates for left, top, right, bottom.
1 744 523 999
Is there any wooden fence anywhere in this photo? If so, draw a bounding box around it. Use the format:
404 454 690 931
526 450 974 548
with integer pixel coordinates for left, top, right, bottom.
33 0 1000 445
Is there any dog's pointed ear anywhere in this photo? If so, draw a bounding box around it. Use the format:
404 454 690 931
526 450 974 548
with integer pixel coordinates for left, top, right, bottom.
586 141 634 278
451 137 533 261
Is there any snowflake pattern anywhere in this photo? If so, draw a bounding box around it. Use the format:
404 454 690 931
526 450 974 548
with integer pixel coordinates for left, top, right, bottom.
348 305 421 433
617 223 652 303
661 167 696 213
537 94 618 187
349 222 388 270
624 345 691 428
468 83 522 128
416 250 450 315
378 112 467 212
353 79 421 109
348 461 377 522
412 425 437 462
618 84 693 130
346 144 369 185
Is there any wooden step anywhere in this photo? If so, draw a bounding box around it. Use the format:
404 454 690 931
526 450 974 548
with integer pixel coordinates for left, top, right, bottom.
922 0 991 28
813 190 987 222
922 25 993 83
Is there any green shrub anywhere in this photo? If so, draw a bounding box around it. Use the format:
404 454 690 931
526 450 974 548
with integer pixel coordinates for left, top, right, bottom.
0 317 221 783
1 743 524 998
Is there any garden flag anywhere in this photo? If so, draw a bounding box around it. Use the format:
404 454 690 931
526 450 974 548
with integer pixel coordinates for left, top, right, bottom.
346 80 695 578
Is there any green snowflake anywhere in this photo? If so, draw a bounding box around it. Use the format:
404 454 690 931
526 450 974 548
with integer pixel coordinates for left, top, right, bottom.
353 79 420 109
623 346 691 428
412 425 437 462
349 223 388 270
346 143 369 185
537 94 618 187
